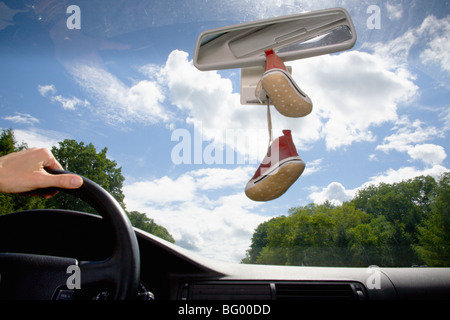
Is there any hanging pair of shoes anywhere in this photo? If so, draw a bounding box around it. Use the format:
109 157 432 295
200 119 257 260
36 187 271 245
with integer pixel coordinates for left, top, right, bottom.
245 50 309 201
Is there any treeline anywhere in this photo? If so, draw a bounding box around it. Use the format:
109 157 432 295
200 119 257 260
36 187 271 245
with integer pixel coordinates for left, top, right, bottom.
0 129 174 243
242 173 450 267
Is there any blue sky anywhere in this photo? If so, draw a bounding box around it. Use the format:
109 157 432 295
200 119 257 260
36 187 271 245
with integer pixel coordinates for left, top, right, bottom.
0 0 449 263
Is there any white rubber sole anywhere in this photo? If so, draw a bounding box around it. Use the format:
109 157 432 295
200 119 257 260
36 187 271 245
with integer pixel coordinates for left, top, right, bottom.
245 158 305 202
261 69 312 118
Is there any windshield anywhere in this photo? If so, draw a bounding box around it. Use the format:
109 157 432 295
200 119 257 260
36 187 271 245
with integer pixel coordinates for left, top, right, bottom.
0 0 449 267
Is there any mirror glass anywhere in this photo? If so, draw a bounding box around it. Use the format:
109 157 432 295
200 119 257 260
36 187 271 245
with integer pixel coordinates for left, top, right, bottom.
277 25 353 53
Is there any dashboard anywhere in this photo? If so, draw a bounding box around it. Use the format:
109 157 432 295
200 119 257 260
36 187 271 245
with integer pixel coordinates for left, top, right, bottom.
1 210 449 301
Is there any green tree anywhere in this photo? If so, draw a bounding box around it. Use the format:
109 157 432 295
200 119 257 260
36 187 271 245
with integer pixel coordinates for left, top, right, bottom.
347 215 395 266
351 176 438 266
0 129 16 214
281 206 337 266
0 128 28 157
243 175 449 267
244 203 370 266
47 139 126 214
415 173 450 266
127 211 175 243
0 128 17 157
329 203 371 265
241 219 270 264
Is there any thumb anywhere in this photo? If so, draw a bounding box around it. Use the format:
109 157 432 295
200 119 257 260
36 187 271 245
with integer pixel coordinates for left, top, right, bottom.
54 174 84 189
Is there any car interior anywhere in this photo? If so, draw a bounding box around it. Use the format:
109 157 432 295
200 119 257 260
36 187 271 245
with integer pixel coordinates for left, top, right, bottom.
1 172 449 300
0 0 449 305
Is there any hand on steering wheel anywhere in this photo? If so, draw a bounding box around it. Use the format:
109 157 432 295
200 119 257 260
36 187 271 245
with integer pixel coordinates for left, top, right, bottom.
0 169 140 300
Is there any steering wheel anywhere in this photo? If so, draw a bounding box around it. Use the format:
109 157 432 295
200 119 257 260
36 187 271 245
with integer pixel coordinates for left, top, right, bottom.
0 169 140 300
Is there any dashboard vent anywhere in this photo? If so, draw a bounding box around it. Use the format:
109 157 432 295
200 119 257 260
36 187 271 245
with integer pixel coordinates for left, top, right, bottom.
275 282 362 300
187 282 272 300
180 281 367 300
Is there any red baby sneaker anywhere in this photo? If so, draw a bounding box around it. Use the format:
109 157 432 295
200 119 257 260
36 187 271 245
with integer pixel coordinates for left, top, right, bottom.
261 49 312 118
245 129 305 201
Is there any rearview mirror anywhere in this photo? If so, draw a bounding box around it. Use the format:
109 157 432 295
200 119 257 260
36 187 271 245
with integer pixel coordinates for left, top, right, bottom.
193 8 356 71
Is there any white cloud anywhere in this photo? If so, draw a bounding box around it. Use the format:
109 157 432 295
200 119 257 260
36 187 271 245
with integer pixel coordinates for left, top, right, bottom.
2 113 39 125
376 117 442 153
12 128 67 150
441 107 450 131
51 95 90 110
302 158 323 176
161 50 268 152
308 181 355 205
288 50 417 150
417 15 450 72
189 167 254 190
69 63 169 125
367 14 450 74
366 165 448 186
123 166 268 262
124 175 197 205
38 84 89 111
309 109 448 204
407 144 447 166
141 197 267 263
376 116 445 163
124 166 254 208
38 84 56 97
154 49 290 164
385 2 403 20
363 14 450 88
364 27 417 69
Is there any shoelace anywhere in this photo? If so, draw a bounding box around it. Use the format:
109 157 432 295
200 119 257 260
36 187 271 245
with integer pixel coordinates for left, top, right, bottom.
255 77 273 147
266 97 273 146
